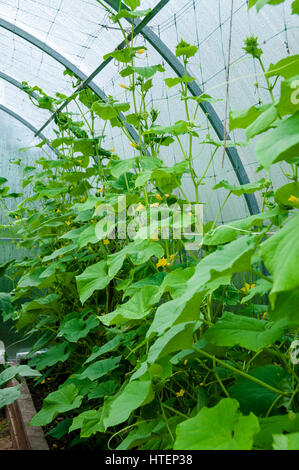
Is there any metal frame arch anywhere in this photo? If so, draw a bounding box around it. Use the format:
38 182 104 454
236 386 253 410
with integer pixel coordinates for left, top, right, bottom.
0 18 140 144
103 0 259 215
0 104 54 152
0 71 31 94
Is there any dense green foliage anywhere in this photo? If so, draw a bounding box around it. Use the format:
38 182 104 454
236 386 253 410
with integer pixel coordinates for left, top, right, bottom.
1 0 299 450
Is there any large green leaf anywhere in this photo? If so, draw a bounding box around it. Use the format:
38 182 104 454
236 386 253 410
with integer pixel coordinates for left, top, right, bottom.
254 413 299 449
0 365 41 387
147 322 195 364
151 161 188 193
0 385 21 409
269 289 299 324
246 105 277 139
277 75 299 117
147 235 257 336
256 112 299 170
120 64 165 79
143 120 195 137
103 380 154 429
229 104 272 131
123 0 140 10
274 182 299 208
103 47 146 63
116 419 163 450
100 287 158 326
74 356 121 381
203 208 280 246
57 314 99 343
273 432 299 450
76 260 110 304
88 380 118 400
30 384 83 426
110 157 136 179
78 224 98 248
213 178 266 196
28 342 75 370
24 294 60 312
164 77 195 88
174 398 259 450
259 213 299 307
108 239 164 279
112 9 150 22
203 312 288 352
241 278 272 303
91 101 130 120
230 365 290 416
85 336 122 364
176 39 198 58
42 243 77 262
249 0 285 12
266 55 299 79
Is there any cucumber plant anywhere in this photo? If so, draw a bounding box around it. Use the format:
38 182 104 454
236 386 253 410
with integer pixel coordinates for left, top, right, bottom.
1 0 299 451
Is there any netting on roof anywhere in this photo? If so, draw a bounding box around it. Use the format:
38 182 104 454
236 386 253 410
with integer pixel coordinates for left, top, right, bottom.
0 0 298 223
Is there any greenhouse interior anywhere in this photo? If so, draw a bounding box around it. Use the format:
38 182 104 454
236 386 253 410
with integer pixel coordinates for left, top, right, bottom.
0 0 299 453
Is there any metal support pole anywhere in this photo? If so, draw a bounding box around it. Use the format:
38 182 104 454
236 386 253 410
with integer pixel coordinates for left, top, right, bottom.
103 0 259 215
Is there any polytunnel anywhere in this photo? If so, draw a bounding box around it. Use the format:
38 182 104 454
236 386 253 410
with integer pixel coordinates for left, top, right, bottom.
0 0 299 452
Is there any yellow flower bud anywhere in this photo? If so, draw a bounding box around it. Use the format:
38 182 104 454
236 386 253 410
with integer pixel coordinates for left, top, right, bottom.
156 257 168 269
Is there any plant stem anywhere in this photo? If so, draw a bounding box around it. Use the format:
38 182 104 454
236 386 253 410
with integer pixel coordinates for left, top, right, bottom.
193 348 291 397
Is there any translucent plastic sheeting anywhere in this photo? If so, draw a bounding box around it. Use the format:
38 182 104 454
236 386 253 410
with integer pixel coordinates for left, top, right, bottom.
0 0 125 81
0 79 57 130
0 110 47 217
0 0 298 222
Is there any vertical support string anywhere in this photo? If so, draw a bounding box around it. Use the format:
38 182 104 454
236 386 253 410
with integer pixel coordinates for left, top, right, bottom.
222 0 234 168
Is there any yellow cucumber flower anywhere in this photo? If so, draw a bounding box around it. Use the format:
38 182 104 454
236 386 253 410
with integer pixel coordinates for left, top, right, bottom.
156 257 170 269
241 282 255 293
288 195 298 203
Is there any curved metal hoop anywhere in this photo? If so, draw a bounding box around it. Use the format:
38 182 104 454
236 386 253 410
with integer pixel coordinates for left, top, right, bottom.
103 0 259 215
0 18 140 145
0 5 259 214
0 104 54 152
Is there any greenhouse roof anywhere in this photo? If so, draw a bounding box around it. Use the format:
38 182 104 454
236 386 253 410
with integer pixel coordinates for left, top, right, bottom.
0 0 298 221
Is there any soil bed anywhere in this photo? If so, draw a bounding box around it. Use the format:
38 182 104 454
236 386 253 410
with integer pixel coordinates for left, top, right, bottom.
0 409 13 450
26 377 100 450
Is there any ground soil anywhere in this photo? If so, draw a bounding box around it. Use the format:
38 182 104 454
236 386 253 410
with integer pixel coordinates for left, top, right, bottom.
0 410 12 450
26 377 99 450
